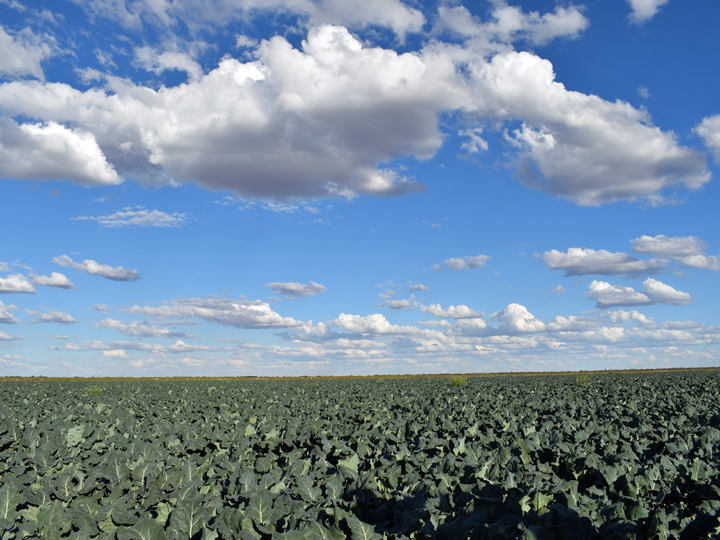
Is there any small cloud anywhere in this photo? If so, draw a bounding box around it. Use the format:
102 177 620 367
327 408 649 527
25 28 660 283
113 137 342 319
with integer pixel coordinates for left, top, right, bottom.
553 285 565 295
264 281 327 299
407 282 429 292
0 330 21 341
102 349 129 359
31 272 76 290
26 309 77 325
71 206 187 228
384 298 414 310
417 303 483 319
636 86 650 99
627 0 669 23
235 35 258 49
435 255 490 271
50 189 59 196
53 255 140 281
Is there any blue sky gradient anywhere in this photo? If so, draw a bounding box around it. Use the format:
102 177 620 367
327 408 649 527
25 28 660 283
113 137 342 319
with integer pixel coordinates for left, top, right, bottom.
1 0 719 376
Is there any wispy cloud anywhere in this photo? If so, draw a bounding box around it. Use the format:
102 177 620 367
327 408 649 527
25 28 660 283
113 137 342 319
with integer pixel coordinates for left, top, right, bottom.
264 281 327 299
26 309 77 324
71 206 187 228
53 255 140 281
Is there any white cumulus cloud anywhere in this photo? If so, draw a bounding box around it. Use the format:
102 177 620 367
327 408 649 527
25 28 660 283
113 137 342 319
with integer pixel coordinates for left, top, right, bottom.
539 248 667 277
626 0 669 23
0 119 120 186
331 313 418 334
0 14 706 206
417 303 484 319
31 272 76 289
0 274 36 294
631 234 719 271
587 278 693 309
53 255 140 281
102 349 129 359
125 297 302 329
489 303 545 333
0 24 54 79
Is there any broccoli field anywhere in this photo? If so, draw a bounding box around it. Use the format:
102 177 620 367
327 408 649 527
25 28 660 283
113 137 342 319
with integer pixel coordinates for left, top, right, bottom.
1 372 719 540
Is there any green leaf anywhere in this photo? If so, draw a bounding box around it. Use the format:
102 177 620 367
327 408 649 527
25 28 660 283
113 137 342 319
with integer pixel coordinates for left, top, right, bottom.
168 501 210 539
0 485 22 520
112 507 140 527
305 522 345 540
557 481 581 510
246 490 274 526
345 516 381 540
155 502 172 526
117 517 169 540
338 454 360 475
297 477 321 503
325 476 344 501
37 501 72 538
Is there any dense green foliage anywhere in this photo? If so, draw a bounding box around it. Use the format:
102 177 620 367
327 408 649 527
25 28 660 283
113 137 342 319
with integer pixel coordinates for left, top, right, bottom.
1 372 719 539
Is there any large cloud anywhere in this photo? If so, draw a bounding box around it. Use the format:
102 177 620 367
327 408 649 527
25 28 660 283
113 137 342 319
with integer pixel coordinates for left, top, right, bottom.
469 51 709 206
587 278 693 309
125 297 302 329
539 248 667 277
630 235 719 271
0 14 709 205
0 118 120 186
53 255 141 281
0 274 36 294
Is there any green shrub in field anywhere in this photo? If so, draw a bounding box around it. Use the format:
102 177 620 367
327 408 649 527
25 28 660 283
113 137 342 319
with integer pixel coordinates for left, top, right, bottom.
449 376 467 387
575 374 592 387
82 386 103 395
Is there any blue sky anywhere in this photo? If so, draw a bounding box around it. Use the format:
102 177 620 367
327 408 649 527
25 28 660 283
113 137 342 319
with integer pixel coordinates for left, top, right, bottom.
1 0 719 376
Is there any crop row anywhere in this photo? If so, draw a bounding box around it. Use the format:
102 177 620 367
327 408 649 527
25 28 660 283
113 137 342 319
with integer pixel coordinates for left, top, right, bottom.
1 372 719 539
